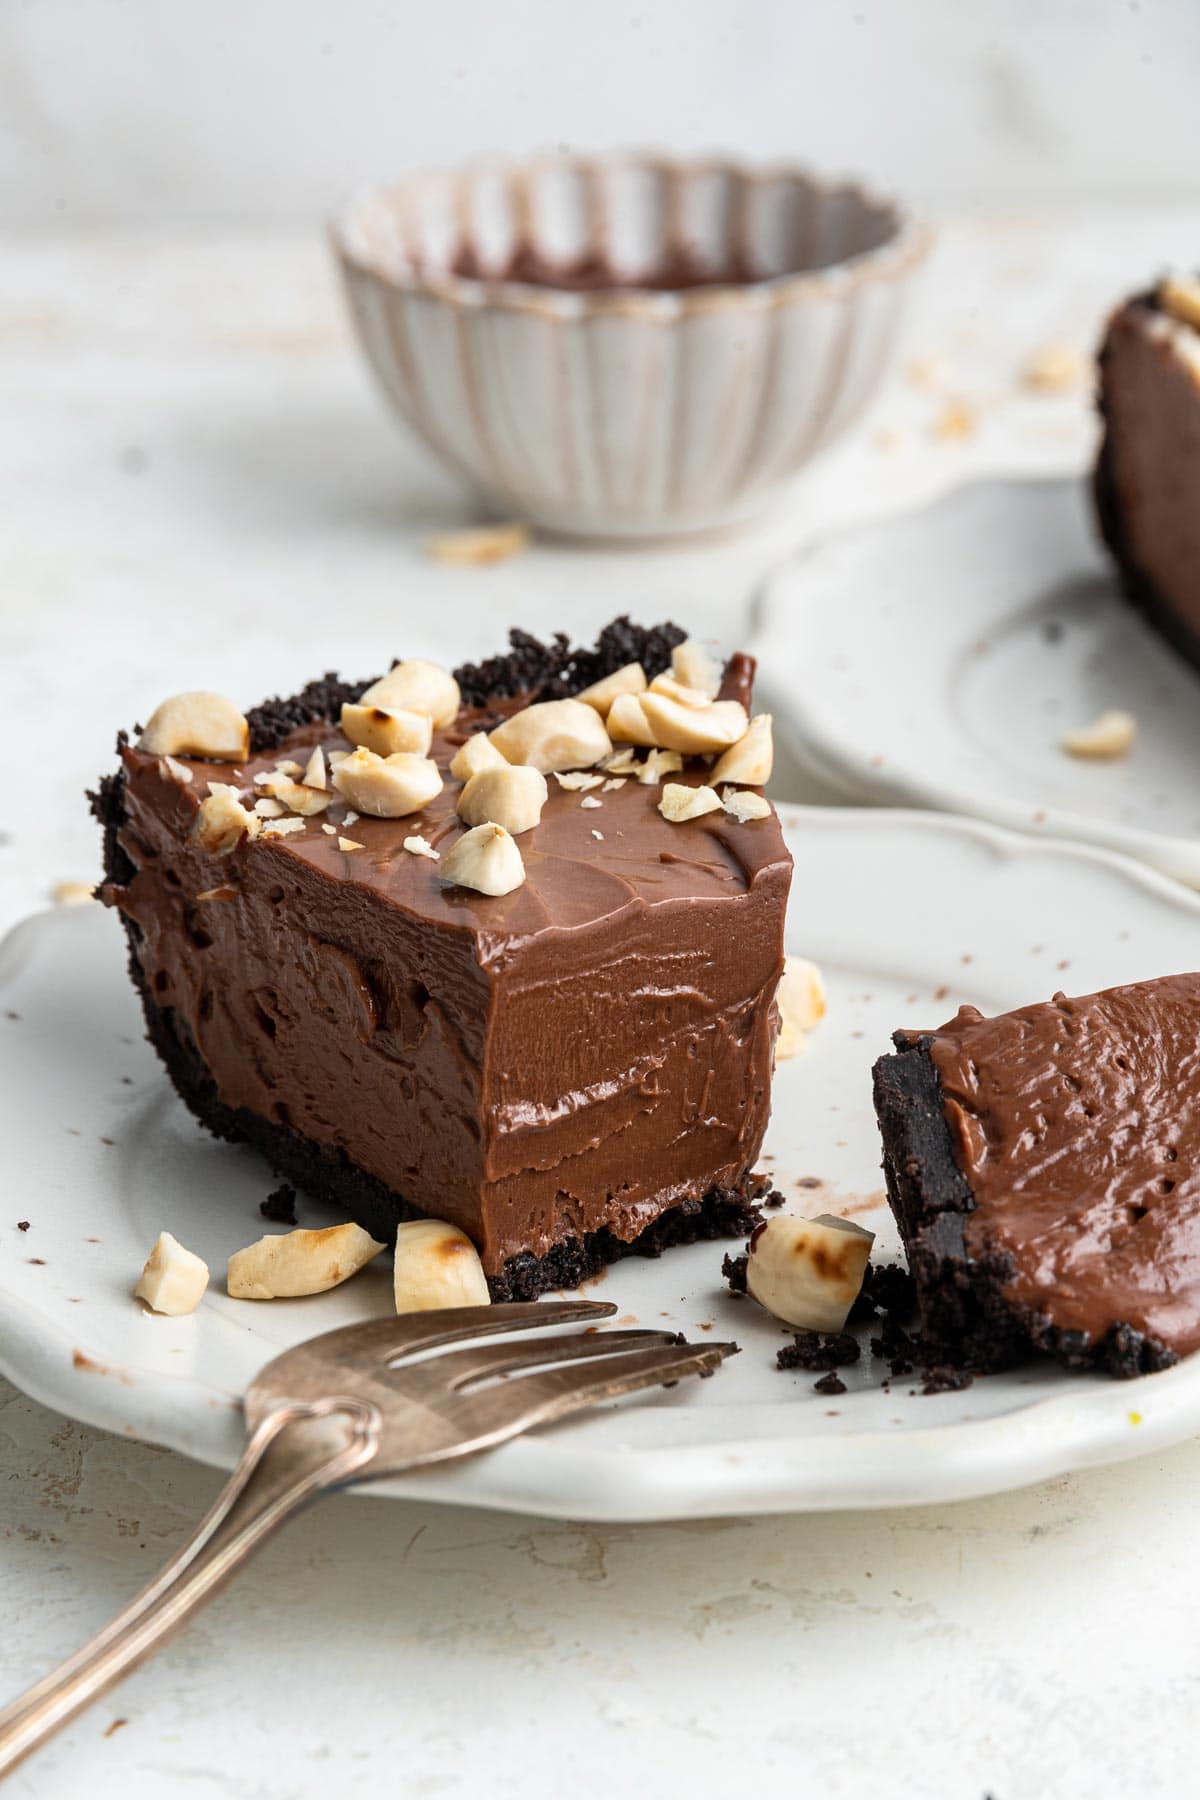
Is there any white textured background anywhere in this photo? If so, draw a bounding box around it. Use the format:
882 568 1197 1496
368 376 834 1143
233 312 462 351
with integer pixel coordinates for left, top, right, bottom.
2 0 1199 224
5 8 1200 1798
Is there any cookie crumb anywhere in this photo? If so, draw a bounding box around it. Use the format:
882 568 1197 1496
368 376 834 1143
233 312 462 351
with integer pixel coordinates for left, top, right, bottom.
260 1183 298 1225
777 1330 860 1372
921 1366 975 1396
721 1251 749 1295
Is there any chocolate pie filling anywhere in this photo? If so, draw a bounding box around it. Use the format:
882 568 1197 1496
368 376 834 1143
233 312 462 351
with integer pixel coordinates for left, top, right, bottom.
93 623 791 1291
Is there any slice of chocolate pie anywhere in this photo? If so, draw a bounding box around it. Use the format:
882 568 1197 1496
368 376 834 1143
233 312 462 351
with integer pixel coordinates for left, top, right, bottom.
1095 275 1200 673
873 975 1200 1377
93 619 792 1299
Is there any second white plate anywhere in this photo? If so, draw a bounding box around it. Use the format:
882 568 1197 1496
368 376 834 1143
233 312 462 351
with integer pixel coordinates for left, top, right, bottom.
755 476 1200 886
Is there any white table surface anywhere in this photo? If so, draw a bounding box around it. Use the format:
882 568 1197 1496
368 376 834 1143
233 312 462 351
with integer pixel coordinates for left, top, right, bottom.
3 209 1200 1798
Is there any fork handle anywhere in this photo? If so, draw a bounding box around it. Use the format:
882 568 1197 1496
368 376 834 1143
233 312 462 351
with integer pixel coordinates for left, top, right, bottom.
0 1398 379 1780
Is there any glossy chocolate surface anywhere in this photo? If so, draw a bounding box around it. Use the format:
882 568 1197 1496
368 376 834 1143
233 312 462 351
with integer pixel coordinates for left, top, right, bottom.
909 977 1200 1355
110 693 791 1273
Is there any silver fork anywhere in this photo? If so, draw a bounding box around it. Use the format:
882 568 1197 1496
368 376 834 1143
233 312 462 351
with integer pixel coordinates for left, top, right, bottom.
0 1299 731 1777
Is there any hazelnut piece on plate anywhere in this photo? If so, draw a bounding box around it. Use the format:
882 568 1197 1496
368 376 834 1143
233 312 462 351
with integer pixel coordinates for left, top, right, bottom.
227 1223 384 1299
393 1219 491 1313
135 1231 210 1316
746 1214 874 1332
1059 710 1136 761
775 957 827 1060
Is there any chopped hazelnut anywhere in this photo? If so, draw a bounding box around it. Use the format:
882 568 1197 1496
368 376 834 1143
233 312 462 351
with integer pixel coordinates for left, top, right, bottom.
639 693 748 754
193 784 259 855
359 658 461 729
1021 341 1085 393
439 823 525 895
647 672 713 709
746 1214 874 1332
723 789 772 822
332 747 443 817
450 733 507 782
711 714 774 786
1060 709 1137 760
635 748 684 786
403 835 440 861
259 774 332 816
339 702 433 759
393 1218 490 1312
139 692 250 763
52 880 96 907
606 693 658 747
487 699 611 773
670 639 721 699
575 661 647 716
135 1231 210 1316
227 1223 384 1299
424 521 530 566
776 957 827 1060
658 782 723 823
457 764 548 836
600 746 642 776
1160 275 1200 332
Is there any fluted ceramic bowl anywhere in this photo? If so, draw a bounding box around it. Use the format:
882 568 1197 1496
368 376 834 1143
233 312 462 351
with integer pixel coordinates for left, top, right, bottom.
334 153 930 540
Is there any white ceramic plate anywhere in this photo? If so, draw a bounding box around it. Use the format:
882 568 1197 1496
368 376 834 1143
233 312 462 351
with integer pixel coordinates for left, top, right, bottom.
754 477 1200 887
4 808 1200 1521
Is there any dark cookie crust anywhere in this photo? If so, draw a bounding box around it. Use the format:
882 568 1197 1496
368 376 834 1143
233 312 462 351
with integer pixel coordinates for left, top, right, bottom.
90 618 763 1299
872 1036 1176 1379
453 617 685 709
1094 294 1200 676
241 616 686 752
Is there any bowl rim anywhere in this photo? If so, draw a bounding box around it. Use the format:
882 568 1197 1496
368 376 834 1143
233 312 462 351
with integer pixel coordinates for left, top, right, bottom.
331 148 933 320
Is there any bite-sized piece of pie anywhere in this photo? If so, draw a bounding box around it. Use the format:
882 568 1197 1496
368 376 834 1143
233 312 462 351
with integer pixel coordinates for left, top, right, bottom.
1095 274 1200 673
92 619 792 1299
873 974 1200 1377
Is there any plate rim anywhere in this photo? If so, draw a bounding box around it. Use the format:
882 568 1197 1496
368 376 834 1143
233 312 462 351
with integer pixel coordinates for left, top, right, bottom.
5 804 1200 1521
750 474 1200 888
